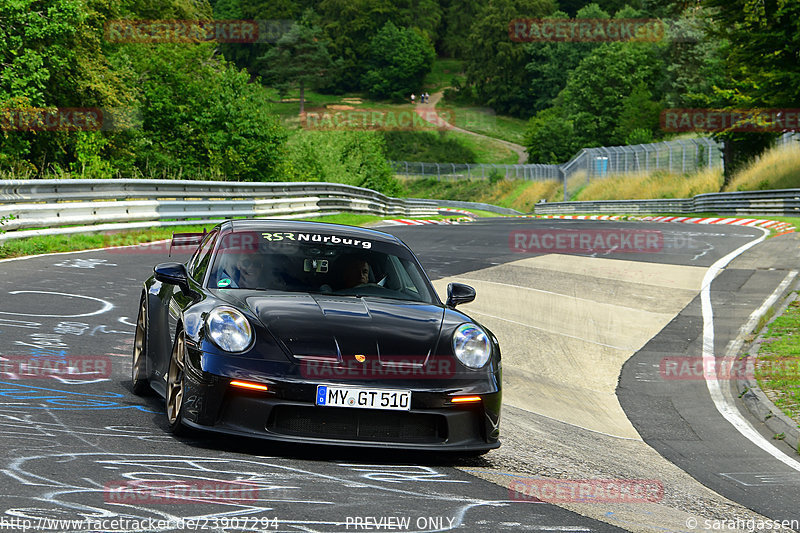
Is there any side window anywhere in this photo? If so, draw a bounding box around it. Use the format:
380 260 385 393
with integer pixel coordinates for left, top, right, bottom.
187 231 217 282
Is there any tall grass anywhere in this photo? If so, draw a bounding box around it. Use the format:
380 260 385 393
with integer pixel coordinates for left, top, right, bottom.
724 144 800 192
503 180 562 211
398 177 561 212
575 167 723 200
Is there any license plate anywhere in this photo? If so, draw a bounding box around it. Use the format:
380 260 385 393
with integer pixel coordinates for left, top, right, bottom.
315 385 411 411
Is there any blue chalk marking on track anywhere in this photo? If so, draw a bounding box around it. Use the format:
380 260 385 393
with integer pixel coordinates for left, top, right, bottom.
0 381 159 412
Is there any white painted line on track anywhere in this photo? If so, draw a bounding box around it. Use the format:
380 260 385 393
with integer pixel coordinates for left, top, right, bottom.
701 227 800 472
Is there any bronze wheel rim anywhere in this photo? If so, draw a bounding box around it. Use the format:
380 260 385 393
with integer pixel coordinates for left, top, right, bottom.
166 332 185 425
132 300 145 383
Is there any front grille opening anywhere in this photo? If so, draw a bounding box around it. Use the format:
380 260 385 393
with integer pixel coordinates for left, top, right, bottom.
268 405 447 443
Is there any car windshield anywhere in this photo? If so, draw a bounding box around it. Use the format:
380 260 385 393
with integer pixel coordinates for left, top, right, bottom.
208 229 436 304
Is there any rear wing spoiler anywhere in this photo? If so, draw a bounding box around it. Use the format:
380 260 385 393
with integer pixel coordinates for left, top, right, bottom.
169 230 207 257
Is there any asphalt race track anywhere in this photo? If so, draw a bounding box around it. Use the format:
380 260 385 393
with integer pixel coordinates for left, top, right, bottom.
0 218 798 533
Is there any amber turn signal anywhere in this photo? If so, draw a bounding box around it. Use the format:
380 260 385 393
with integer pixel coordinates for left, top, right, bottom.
230 380 268 391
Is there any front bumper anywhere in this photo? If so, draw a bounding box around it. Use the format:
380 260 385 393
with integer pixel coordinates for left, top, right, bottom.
180 355 501 451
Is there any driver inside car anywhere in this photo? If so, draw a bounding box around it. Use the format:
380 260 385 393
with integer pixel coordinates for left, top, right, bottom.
341 257 370 288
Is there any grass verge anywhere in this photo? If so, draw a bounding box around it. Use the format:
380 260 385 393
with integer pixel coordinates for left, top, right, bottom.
754 298 800 426
449 131 518 164
0 214 465 261
440 104 529 146
270 86 520 164
574 167 724 200
724 144 800 191
398 177 562 213
422 59 466 93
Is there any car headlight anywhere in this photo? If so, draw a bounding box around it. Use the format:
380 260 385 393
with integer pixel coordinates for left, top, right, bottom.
452 323 491 369
206 307 253 353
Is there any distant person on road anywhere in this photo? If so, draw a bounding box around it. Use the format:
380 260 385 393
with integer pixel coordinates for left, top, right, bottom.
411 93 415 105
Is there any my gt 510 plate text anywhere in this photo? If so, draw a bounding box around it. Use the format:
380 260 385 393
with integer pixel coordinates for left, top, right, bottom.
316 385 411 411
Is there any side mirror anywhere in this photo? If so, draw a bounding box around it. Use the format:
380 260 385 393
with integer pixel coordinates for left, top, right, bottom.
446 282 476 308
154 262 192 294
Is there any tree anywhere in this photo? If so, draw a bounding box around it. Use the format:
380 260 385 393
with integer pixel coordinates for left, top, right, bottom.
703 0 799 108
558 41 664 147
316 0 442 92
439 0 481 58
462 0 556 117
126 43 289 181
524 5 610 114
558 0 644 17
212 0 309 74
258 23 334 114
698 0 799 183
524 107 582 163
613 82 662 144
0 0 306 181
0 0 131 175
288 131 398 194
361 21 435 101
661 12 726 109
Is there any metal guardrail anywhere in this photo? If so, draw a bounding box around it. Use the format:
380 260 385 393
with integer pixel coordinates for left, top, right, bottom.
533 199 693 215
535 189 800 217
411 199 522 216
0 179 439 242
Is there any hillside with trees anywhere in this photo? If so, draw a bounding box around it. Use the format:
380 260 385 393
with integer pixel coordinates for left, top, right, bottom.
0 0 796 190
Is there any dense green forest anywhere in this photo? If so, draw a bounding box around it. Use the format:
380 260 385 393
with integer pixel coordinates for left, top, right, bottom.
0 0 797 191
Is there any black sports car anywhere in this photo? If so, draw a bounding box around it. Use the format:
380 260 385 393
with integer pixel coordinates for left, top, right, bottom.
132 220 501 452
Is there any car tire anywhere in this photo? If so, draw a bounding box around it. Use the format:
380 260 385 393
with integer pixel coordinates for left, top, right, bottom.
131 296 150 395
166 328 190 436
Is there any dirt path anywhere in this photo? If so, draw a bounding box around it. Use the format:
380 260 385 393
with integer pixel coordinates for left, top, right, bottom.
415 90 528 164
